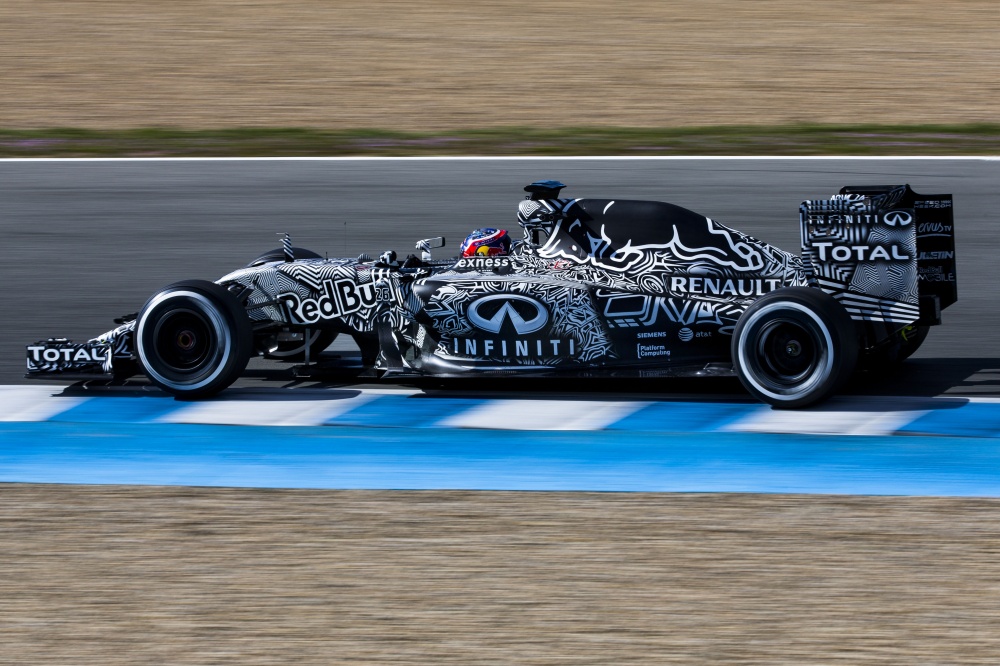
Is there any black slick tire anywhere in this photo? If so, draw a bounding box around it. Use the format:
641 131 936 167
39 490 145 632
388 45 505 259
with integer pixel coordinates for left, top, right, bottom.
732 287 858 409
136 279 253 398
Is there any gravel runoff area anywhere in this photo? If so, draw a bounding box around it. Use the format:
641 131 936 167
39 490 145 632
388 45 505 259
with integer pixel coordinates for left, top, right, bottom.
3 485 1000 664
1 1 998 130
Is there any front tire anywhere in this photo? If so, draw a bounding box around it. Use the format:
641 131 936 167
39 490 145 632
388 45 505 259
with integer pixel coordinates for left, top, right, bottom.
136 280 252 398
732 287 858 408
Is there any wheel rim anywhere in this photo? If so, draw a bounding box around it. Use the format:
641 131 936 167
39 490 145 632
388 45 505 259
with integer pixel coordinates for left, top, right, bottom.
754 319 819 385
152 308 214 374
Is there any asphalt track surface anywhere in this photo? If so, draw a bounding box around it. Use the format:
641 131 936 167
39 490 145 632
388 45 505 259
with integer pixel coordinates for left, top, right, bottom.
2 157 996 399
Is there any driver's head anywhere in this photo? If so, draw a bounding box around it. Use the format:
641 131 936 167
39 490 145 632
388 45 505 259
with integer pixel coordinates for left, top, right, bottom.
460 228 512 257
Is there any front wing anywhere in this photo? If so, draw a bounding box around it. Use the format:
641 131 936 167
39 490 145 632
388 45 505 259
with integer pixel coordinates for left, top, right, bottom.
25 321 135 377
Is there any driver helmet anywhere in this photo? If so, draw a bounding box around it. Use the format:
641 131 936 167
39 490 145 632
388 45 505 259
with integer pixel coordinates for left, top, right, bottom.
460 228 512 257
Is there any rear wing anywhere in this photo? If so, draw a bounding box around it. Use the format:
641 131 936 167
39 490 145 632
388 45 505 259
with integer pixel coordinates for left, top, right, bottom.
800 185 956 328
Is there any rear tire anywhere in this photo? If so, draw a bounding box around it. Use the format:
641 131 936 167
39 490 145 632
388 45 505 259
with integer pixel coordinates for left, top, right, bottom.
136 280 252 398
732 287 858 408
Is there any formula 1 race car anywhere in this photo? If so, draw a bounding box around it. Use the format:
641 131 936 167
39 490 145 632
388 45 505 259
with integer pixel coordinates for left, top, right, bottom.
26 181 957 408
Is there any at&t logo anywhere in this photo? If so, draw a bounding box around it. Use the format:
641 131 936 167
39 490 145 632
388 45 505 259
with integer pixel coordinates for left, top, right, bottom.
677 326 712 342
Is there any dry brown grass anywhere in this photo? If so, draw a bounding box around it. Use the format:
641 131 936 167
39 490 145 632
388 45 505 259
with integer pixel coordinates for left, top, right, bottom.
1 1 997 130
3 485 1000 664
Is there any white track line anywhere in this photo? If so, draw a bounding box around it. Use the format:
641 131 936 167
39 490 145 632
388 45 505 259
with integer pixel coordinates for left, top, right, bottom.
725 409 933 437
437 399 650 431
0 386 87 422
153 388 420 427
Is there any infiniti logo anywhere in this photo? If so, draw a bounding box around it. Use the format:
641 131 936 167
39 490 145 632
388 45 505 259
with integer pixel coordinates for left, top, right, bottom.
883 211 913 227
467 294 549 335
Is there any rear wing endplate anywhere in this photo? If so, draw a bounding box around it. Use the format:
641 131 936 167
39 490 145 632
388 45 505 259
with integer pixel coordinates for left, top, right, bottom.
839 185 956 323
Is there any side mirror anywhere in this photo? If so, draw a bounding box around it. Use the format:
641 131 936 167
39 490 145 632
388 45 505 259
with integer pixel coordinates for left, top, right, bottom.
417 237 446 249
416 237 446 262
